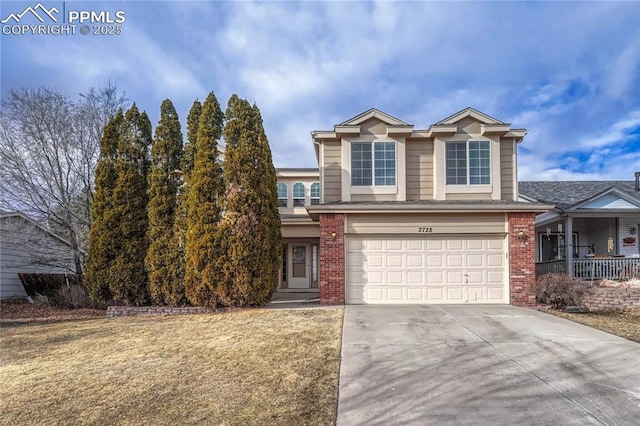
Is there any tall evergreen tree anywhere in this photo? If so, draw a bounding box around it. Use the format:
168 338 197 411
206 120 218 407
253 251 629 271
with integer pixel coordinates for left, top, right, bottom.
109 105 152 305
184 93 224 307
216 95 281 307
85 110 124 302
145 99 184 305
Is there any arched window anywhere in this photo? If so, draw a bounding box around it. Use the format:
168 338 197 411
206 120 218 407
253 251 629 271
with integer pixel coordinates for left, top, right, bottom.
310 182 320 205
293 182 305 207
277 182 287 207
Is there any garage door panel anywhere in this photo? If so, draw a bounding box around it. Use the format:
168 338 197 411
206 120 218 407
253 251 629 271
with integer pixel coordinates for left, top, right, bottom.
487 271 504 284
447 287 464 301
427 287 445 302
407 271 424 284
386 288 403 301
447 240 464 250
367 271 384 284
427 255 443 267
486 254 504 267
407 287 425 302
427 271 443 284
487 287 505 301
487 239 503 250
446 254 464 267
387 240 403 251
386 271 403 284
446 271 464 284
346 236 507 304
407 255 424 267
366 255 384 268
406 240 423 251
387 255 403 267
467 254 484 267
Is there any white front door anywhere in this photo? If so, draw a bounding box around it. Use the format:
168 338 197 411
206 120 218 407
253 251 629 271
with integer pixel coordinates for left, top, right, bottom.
288 244 311 288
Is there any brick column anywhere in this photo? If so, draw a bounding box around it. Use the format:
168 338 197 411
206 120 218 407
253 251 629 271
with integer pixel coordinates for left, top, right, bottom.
319 213 345 305
508 212 537 307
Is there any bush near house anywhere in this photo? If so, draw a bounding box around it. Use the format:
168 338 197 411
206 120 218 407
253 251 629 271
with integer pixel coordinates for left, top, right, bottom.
535 273 594 309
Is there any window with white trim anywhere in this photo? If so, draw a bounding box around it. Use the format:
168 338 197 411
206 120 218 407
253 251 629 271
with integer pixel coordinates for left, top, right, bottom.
310 182 320 205
277 183 287 207
446 140 490 185
351 141 396 186
292 182 305 207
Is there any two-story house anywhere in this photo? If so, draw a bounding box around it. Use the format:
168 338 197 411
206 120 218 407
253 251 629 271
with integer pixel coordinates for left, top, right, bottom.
278 107 551 306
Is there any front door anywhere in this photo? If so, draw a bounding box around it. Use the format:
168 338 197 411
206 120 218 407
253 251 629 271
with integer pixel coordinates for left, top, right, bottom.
288 244 311 288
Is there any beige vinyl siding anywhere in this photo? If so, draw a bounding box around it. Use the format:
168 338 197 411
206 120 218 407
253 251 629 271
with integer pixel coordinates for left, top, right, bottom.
350 194 397 202
406 140 433 200
446 193 493 201
619 216 640 257
281 224 320 239
456 117 482 135
346 213 506 235
360 118 387 136
500 141 515 200
323 141 342 202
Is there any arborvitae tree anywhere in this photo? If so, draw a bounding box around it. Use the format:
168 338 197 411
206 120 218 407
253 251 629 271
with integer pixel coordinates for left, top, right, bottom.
183 100 201 184
145 99 184 305
216 95 281 306
85 110 124 302
170 100 202 303
184 93 224 307
109 105 152 305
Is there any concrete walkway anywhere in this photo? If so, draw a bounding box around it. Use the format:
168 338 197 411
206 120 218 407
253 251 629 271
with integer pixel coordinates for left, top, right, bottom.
338 305 640 425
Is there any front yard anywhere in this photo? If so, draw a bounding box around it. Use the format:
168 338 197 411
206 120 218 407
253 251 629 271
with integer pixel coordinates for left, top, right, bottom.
548 307 640 343
0 308 343 425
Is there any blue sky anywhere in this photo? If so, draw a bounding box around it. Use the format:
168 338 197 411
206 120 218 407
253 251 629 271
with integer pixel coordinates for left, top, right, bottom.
2 0 639 181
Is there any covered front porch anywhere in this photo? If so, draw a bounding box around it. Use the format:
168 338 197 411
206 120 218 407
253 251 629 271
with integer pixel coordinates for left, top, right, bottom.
276 215 321 295
535 214 639 280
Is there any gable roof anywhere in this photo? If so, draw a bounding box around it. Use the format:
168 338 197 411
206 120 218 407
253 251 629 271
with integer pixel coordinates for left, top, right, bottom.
518 181 639 210
339 108 409 126
435 107 506 125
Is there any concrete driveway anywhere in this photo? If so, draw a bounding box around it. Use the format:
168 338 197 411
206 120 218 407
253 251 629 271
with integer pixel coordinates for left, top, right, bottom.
338 305 640 426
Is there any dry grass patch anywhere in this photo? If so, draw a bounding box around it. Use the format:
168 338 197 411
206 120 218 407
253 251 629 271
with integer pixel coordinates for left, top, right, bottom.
0 308 343 425
549 307 640 343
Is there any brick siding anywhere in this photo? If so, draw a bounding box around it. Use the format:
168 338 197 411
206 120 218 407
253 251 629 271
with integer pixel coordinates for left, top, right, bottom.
581 287 640 311
509 212 537 307
319 213 345 305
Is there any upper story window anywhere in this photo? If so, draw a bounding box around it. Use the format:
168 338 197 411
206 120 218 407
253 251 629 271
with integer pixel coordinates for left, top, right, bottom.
351 141 396 186
446 141 490 185
277 183 287 207
310 182 320 205
292 182 305 207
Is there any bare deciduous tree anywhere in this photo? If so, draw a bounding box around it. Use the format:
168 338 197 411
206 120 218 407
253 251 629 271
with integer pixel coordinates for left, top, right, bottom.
0 83 127 275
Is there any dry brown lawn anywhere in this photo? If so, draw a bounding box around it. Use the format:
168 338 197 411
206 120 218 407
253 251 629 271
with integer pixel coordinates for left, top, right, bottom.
549 307 640 343
0 308 343 425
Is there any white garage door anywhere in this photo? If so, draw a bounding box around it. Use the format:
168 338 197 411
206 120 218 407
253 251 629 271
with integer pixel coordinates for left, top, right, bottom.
346 236 507 304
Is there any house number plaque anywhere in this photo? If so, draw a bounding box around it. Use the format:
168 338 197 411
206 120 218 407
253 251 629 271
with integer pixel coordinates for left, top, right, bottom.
417 227 433 233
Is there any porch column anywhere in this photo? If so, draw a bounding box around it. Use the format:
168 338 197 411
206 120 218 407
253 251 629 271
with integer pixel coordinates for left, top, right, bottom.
565 216 574 276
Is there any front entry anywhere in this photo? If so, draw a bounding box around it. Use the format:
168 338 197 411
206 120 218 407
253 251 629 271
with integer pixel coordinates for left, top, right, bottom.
288 243 311 288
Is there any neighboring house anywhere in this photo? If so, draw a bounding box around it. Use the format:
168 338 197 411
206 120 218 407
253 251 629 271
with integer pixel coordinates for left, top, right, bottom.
278 107 551 306
519 178 640 280
0 212 79 300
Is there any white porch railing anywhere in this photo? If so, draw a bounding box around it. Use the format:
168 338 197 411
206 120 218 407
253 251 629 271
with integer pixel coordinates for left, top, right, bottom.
536 258 640 280
573 258 640 280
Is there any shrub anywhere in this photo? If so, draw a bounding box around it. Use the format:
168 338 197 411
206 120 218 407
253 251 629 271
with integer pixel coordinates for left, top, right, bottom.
535 273 594 309
20 274 100 309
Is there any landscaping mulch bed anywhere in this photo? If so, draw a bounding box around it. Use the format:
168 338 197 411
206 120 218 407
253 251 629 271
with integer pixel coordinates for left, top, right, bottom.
0 303 106 326
549 307 640 343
